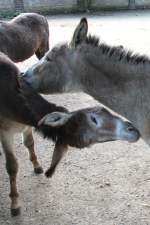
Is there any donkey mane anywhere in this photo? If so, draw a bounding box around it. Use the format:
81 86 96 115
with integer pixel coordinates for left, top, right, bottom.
45 34 150 66
83 35 150 65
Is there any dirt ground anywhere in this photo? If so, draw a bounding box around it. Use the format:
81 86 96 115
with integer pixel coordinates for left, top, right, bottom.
1 10 150 225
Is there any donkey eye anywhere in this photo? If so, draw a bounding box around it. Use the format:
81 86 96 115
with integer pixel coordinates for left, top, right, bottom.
53 115 61 122
91 115 98 125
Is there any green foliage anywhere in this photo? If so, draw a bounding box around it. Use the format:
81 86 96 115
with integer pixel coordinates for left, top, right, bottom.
0 10 20 19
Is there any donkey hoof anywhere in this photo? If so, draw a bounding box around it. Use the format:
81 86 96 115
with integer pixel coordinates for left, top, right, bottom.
45 168 54 178
34 166 43 174
11 207 21 216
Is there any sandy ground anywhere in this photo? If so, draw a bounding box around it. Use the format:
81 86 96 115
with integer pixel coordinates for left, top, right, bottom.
1 10 150 225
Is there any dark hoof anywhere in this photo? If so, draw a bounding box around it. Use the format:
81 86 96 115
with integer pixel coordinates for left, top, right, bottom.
45 167 55 178
34 166 43 174
11 207 21 216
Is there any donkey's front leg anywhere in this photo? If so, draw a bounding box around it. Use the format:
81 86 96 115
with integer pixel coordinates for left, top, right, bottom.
45 139 68 177
0 131 21 216
22 127 43 174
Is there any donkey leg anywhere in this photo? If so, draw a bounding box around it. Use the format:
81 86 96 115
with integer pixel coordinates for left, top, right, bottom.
1 131 21 216
22 127 43 174
45 139 68 178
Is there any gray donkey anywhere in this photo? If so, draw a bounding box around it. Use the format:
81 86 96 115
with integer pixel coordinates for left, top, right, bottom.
24 17 150 147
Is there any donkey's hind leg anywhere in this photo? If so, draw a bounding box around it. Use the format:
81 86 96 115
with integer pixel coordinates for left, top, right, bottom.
22 127 43 174
0 130 21 216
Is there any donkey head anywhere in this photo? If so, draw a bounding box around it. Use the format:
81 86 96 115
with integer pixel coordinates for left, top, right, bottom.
39 107 140 146
23 17 89 93
70 17 88 48
39 106 140 177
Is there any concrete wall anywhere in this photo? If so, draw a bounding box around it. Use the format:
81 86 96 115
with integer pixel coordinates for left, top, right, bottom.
24 0 77 13
0 0 14 11
23 0 130 12
135 0 150 7
1 0 150 14
91 0 129 10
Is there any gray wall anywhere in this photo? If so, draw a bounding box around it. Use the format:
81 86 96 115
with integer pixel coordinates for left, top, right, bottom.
1 0 150 14
24 0 77 13
0 0 14 12
135 0 150 7
90 0 129 10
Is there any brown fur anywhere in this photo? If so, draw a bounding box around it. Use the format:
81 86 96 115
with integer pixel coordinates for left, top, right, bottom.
0 13 49 62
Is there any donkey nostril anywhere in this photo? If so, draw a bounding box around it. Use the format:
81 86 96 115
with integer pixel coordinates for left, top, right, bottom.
122 122 140 142
125 122 135 132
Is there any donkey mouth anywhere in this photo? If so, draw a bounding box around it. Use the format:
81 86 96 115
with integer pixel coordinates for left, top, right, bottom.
21 70 33 84
121 123 140 143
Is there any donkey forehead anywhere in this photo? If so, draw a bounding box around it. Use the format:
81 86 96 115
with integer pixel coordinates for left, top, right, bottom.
69 107 105 123
78 106 107 115
45 44 69 61
82 107 118 124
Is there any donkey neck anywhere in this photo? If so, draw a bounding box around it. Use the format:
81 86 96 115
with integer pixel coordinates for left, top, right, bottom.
69 46 150 124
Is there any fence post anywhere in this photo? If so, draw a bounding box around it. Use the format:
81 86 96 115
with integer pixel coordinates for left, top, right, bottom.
128 0 135 9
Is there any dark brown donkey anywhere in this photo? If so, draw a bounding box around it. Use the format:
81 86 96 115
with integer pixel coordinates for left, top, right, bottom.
0 12 49 62
0 52 140 216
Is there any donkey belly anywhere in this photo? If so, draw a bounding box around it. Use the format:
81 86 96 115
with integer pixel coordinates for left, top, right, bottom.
8 41 36 62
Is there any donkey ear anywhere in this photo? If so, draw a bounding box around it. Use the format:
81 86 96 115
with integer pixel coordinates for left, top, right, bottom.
38 112 72 127
70 17 88 48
